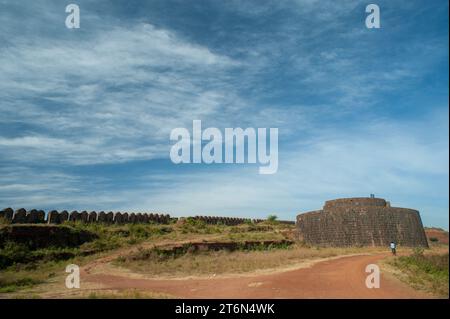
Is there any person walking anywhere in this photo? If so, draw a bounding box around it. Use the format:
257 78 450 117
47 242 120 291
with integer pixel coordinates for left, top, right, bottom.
390 241 397 256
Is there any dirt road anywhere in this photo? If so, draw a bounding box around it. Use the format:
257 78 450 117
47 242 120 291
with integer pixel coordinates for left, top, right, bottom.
83 253 430 298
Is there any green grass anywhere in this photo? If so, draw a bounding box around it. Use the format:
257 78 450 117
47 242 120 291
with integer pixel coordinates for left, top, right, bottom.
389 249 449 297
0 276 43 293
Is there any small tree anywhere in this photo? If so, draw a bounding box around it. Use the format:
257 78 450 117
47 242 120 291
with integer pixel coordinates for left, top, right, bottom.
267 215 278 222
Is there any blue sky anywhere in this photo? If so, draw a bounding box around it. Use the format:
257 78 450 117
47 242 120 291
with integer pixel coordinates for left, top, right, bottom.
0 0 448 228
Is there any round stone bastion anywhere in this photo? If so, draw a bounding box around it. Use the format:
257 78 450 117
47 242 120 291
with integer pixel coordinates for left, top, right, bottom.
296 197 428 247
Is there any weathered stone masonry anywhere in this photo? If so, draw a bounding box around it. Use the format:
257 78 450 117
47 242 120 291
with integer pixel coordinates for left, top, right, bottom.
191 216 294 226
0 208 296 226
296 197 428 247
0 208 171 225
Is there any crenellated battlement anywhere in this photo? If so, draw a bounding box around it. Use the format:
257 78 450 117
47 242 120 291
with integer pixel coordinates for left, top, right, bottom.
0 208 295 226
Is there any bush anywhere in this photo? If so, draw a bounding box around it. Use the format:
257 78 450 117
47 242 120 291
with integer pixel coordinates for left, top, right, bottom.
0 242 32 269
0 217 11 225
81 237 121 253
128 224 152 239
185 218 207 228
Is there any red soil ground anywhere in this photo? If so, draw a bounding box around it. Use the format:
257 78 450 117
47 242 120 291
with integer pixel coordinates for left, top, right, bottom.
83 253 430 299
425 228 449 245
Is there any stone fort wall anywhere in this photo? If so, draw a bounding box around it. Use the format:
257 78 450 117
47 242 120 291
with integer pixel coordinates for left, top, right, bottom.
0 208 171 225
0 208 295 226
296 198 428 247
191 216 295 225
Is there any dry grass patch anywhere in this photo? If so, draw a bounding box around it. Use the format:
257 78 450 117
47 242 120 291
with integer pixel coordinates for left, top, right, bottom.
84 289 175 299
385 247 449 298
115 245 385 277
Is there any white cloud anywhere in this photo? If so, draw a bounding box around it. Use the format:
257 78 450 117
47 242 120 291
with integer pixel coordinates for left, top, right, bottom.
0 0 447 230
0 22 245 165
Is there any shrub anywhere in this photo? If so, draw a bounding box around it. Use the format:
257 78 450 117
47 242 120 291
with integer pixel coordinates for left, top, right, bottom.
0 217 11 225
0 242 32 269
81 237 121 253
128 224 151 239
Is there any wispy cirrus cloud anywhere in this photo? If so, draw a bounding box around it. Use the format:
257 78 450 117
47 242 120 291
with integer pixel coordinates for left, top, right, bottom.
0 20 245 164
0 0 448 228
